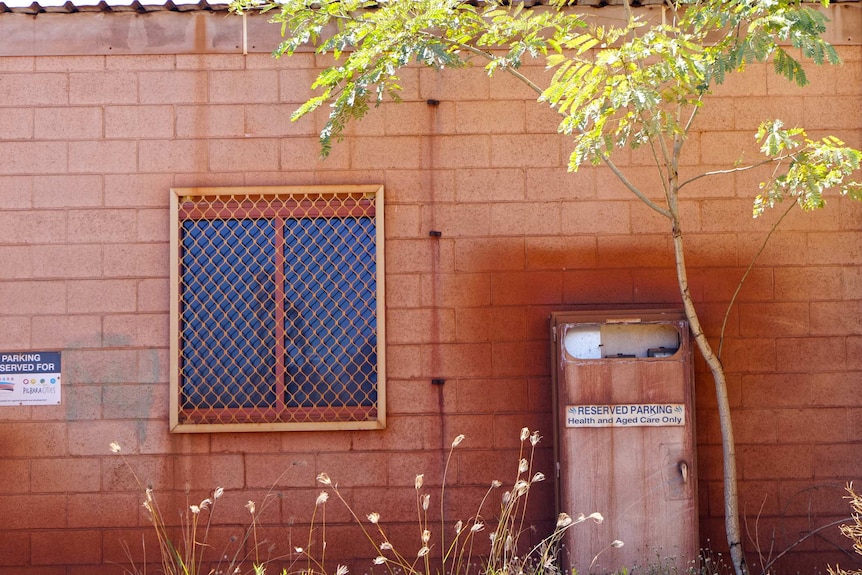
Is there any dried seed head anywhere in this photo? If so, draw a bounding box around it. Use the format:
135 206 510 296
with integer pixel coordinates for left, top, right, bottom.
421 494 430 511
417 546 430 558
199 498 212 510
451 434 465 448
336 564 348 575
502 491 511 504
611 540 624 548
422 529 431 544
245 500 256 514
414 474 424 490
514 480 529 496
520 427 530 441
556 513 573 528
518 458 529 474
295 547 304 554
471 522 485 533
316 491 329 506
587 512 604 524
190 505 201 514
532 472 546 483
367 512 380 524
380 542 393 551
530 431 541 446
491 480 502 488
317 473 332 486
454 520 463 534
213 487 224 500
109 442 121 453
373 557 387 565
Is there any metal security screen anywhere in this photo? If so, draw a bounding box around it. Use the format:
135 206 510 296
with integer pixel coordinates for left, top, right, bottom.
170 186 386 432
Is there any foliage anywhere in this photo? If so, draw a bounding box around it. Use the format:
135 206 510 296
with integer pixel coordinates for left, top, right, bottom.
753 121 862 216
305 428 611 575
113 431 616 575
828 485 862 575
240 0 587 157
110 442 274 575
226 0 862 262
229 0 862 218
542 0 838 171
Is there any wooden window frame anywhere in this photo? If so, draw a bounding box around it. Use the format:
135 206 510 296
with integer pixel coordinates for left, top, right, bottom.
169 185 386 432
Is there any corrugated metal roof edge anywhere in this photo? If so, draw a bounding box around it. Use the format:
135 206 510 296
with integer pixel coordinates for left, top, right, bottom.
0 0 228 13
17 0 848 16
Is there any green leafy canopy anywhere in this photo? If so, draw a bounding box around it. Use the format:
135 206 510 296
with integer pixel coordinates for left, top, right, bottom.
754 120 862 216
229 0 859 215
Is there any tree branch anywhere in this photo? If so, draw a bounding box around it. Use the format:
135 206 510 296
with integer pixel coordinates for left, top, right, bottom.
677 155 794 192
434 35 543 96
683 95 703 135
601 153 672 219
759 517 851 574
718 202 794 358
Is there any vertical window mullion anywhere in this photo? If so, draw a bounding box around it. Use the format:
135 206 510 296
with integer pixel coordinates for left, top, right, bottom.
274 215 287 416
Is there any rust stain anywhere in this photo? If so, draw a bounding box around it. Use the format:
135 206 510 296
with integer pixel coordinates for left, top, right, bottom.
193 13 207 53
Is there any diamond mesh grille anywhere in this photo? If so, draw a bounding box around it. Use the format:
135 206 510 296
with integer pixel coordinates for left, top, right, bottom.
174 190 380 427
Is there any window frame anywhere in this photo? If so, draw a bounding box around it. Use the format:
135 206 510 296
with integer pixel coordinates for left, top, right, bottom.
169 185 386 433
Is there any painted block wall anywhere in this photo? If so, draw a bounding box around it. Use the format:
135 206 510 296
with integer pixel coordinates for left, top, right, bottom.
0 9 860 573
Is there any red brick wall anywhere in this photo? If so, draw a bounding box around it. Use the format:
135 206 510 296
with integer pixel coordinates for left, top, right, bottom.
0 10 860 573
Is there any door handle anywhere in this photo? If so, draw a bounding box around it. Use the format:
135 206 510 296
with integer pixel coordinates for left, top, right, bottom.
678 461 689 484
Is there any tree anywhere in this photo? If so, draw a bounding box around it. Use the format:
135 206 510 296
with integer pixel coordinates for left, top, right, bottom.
227 1 862 573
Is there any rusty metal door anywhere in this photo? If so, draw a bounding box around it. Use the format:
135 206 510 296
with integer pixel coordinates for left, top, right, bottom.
550 309 697 572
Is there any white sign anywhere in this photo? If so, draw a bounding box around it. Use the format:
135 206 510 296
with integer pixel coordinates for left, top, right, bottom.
566 403 685 428
0 351 62 406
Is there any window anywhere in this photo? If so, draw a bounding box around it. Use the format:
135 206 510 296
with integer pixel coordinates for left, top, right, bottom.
170 186 385 432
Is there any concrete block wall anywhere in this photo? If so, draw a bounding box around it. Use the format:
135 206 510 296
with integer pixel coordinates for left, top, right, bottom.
0 11 860 573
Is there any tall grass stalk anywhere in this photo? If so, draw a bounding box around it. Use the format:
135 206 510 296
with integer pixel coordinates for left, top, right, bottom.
113 429 613 575
440 434 466 570
110 441 278 575
306 428 608 575
829 484 862 575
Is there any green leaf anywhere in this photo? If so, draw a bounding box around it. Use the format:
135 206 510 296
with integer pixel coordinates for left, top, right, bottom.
234 0 862 202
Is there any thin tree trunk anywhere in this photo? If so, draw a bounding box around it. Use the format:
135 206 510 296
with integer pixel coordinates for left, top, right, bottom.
668 210 749 575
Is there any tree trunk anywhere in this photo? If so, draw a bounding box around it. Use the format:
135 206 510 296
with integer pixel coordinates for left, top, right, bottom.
669 209 749 575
